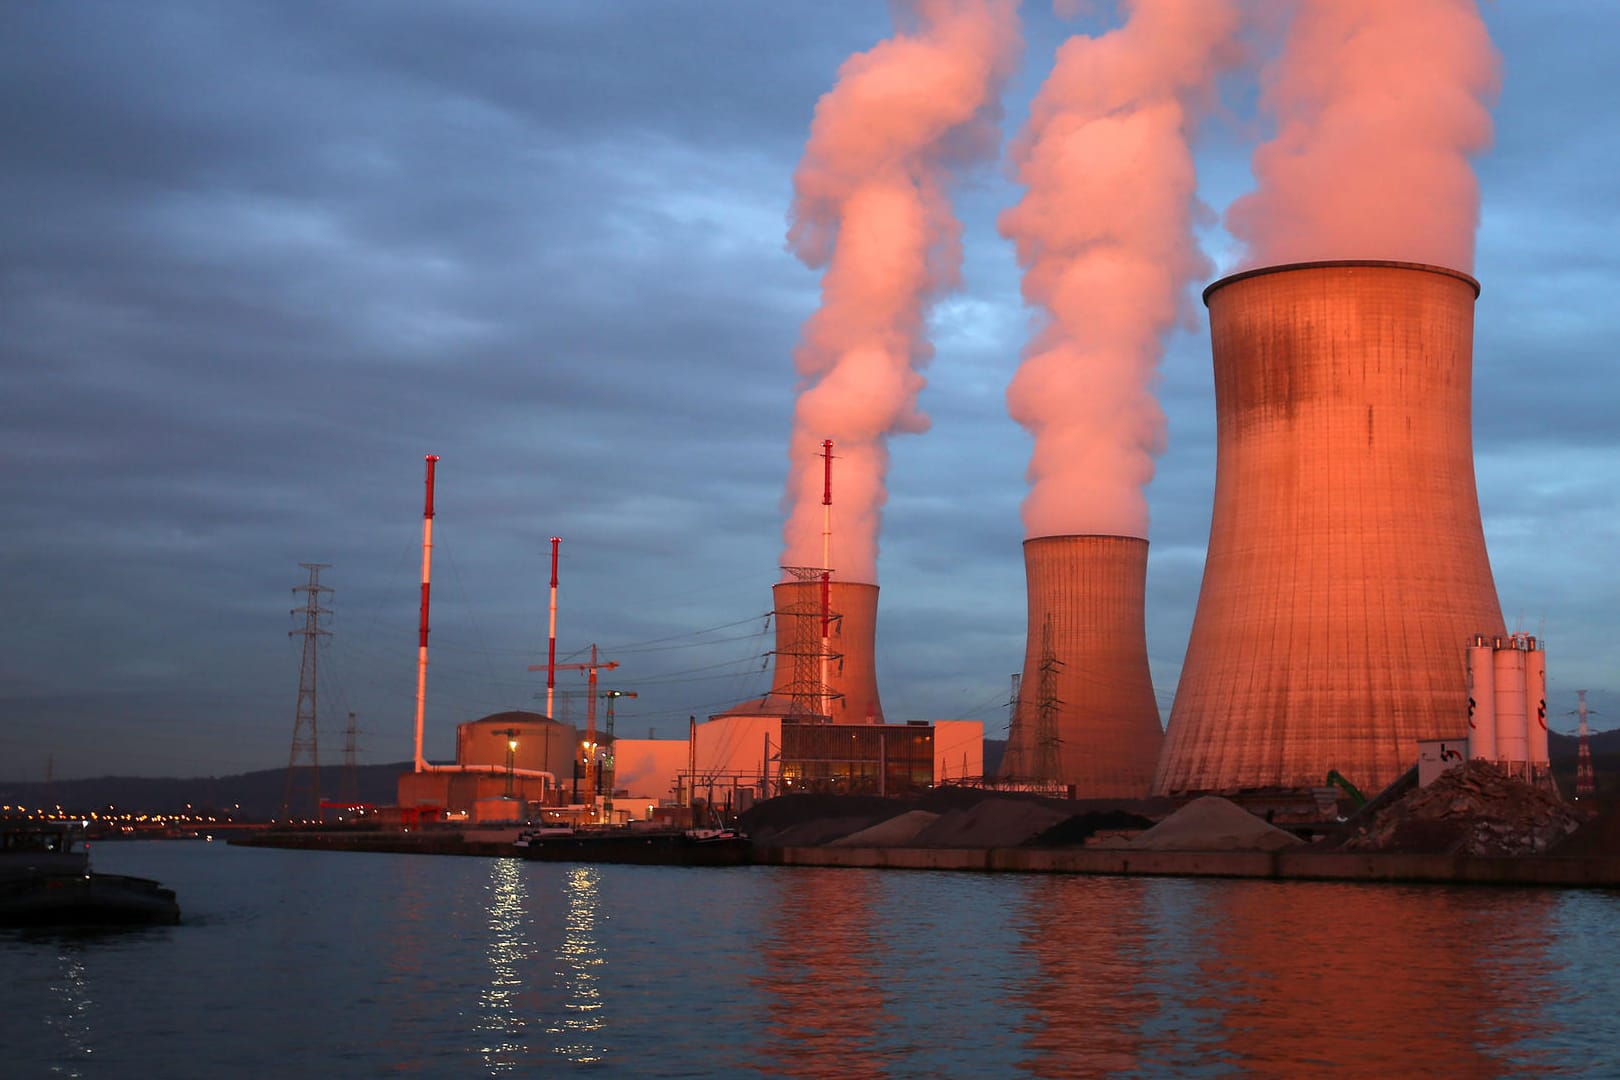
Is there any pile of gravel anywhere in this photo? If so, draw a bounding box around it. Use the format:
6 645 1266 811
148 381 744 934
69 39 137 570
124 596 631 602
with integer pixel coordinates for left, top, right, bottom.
829 810 941 847
1341 760 1589 856
908 798 1073 849
1111 796 1304 852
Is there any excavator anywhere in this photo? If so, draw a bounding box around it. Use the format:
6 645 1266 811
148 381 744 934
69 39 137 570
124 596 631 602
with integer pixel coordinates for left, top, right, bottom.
1325 769 1367 809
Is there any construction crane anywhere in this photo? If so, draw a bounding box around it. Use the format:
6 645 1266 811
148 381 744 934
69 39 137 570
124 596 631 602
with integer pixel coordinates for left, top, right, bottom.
528 644 618 816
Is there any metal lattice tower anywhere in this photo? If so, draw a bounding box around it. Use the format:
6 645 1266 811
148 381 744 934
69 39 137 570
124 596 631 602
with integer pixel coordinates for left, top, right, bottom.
1002 673 1025 778
1575 690 1597 799
1032 616 1063 786
341 711 360 806
283 563 332 821
770 566 842 721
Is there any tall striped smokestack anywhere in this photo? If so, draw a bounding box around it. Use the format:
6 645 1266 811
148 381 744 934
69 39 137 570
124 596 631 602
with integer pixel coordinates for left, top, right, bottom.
1156 261 1506 796
1000 535 1161 798
767 580 883 725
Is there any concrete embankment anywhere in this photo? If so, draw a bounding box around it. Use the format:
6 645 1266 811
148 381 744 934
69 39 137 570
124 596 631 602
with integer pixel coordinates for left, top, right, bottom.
756 845 1620 887
231 829 520 857
231 830 1620 886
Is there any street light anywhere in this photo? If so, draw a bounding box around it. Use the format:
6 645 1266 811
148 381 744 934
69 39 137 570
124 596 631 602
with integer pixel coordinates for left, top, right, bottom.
581 741 597 818
493 727 523 798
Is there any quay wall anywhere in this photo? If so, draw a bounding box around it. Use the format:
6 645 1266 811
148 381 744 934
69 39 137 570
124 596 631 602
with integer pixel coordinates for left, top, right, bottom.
759 846 1620 887
229 831 1620 887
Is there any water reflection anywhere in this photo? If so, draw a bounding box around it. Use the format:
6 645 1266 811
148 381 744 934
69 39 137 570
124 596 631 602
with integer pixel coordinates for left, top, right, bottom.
476 857 528 1072
378 856 442 1073
548 865 606 1065
754 868 888 1077
1201 882 1561 1077
1011 876 1158 1077
46 944 93 1078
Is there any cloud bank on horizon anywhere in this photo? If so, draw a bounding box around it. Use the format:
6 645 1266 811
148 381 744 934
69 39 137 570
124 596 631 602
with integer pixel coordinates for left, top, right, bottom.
0 1 1615 781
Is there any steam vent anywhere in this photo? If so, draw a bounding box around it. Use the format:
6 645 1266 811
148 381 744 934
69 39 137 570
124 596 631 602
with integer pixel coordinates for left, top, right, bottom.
1155 261 1506 796
766 579 884 724
1000 535 1162 798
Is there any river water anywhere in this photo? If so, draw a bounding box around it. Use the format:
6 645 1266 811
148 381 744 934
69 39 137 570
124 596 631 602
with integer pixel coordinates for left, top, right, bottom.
3 840 1617 1078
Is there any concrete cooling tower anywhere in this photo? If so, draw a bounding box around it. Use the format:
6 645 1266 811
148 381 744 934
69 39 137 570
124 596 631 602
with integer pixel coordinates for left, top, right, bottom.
1000 535 1163 798
764 579 885 724
1156 261 1506 796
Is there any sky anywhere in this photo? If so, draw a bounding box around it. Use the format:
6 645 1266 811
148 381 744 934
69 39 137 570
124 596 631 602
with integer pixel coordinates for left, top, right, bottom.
3 2 1616 782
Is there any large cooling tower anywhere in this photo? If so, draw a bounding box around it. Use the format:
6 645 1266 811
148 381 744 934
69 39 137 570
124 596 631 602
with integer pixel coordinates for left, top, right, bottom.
1156 261 1506 796
1000 535 1162 798
764 579 884 724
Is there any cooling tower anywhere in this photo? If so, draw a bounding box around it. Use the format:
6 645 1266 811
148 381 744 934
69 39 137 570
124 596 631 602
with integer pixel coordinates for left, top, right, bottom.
1000 535 1162 798
764 579 884 724
1156 261 1506 796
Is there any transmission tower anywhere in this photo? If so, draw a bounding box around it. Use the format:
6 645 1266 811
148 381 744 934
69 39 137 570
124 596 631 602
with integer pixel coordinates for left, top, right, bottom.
1001 673 1025 779
1574 690 1597 799
341 711 360 806
769 566 842 721
283 563 332 821
1032 616 1063 787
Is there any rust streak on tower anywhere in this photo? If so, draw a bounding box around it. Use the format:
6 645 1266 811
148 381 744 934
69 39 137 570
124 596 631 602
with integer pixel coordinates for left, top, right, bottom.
1156 261 1506 796
1000 535 1162 798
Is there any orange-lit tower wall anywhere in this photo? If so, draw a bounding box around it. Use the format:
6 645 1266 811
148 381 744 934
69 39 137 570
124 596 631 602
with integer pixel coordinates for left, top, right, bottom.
1156 261 1506 795
1000 535 1162 798
768 580 884 725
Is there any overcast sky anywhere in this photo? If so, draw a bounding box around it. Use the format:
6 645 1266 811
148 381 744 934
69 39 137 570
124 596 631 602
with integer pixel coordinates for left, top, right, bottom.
4 2 1616 782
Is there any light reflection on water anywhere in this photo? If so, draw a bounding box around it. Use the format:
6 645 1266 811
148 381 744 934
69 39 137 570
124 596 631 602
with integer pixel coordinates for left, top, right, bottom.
754 868 888 1077
477 856 527 1072
4 842 1618 1077
550 865 606 1065
46 946 93 1079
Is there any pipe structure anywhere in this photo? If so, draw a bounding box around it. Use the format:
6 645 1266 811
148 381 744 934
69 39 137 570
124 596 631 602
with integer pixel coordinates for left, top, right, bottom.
1526 638 1548 773
999 535 1162 798
1494 642 1528 776
1466 636 1497 762
1156 262 1506 795
414 763 558 799
821 439 833 722
413 454 439 773
547 536 560 722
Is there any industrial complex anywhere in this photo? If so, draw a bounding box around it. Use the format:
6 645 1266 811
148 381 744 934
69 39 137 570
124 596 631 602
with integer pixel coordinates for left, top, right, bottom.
352 258 1559 830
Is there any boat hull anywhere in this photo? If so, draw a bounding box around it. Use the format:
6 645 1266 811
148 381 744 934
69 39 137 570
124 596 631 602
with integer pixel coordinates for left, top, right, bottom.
0 873 181 926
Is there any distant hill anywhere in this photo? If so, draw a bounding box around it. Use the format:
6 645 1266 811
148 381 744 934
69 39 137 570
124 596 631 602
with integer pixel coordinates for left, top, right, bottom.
0 762 413 821
1551 729 1620 802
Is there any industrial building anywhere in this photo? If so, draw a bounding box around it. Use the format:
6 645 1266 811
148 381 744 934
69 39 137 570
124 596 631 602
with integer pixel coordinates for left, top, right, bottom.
384 258 1546 820
395 710 570 822
395 709 982 825
750 578 885 725
998 535 1162 799
610 715 984 816
1156 261 1508 797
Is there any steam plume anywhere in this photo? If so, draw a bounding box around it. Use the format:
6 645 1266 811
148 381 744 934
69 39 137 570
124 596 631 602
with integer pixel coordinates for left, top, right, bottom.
1227 0 1500 271
782 0 1020 583
1000 0 1241 539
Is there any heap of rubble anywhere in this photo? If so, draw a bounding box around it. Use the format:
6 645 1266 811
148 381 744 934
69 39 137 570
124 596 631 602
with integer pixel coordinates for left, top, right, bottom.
1342 760 1590 856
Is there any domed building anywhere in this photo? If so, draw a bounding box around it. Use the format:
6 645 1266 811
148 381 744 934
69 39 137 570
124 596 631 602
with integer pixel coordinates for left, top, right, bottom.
397 710 576 822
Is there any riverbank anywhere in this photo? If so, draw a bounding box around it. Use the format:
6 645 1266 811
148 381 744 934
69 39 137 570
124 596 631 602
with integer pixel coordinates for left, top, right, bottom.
227 826 1620 887
757 844 1620 887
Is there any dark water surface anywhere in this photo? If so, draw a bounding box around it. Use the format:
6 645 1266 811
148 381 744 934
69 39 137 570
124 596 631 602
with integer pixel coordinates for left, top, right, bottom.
3 840 1618 1077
